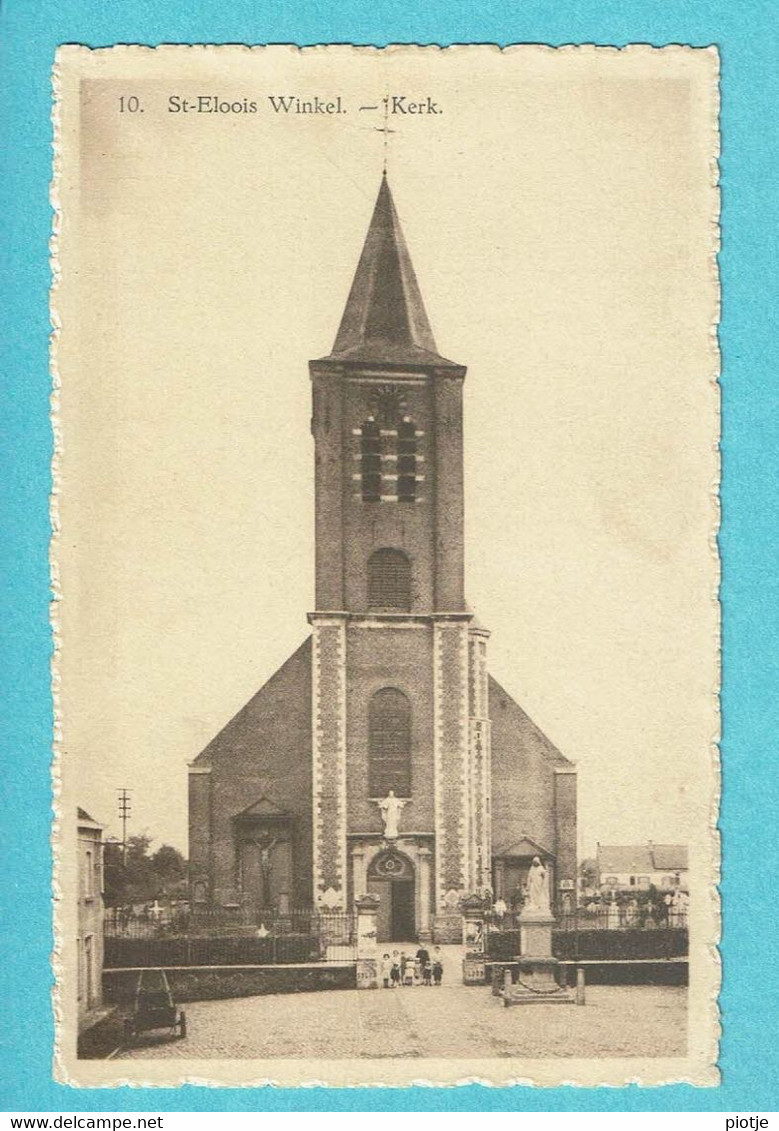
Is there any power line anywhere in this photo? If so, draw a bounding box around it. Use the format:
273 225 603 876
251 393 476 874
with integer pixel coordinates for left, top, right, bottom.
117 788 131 865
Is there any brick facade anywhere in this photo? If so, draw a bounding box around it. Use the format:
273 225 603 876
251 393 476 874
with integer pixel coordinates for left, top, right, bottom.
188 640 313 908
433 620 470 904
188 177 577 931
310 616 348 904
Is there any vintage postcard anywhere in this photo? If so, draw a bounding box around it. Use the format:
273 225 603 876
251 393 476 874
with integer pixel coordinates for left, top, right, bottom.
52 43 720 1087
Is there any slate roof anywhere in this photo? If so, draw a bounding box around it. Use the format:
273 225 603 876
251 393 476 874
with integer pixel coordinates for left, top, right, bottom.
597 843 688 873
318 175 462 370
649 844 689 870
77 806 102 829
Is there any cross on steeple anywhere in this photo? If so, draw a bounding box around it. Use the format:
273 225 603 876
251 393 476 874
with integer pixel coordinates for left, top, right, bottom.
373 97 397 176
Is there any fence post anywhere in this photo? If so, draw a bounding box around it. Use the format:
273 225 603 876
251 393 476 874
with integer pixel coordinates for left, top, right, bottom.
354 894 380 989
576 965 586 1006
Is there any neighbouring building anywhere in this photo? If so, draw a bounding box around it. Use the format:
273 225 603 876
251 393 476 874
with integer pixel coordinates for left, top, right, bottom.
189 175 578 942
597 843 689 894
77 807 104 1029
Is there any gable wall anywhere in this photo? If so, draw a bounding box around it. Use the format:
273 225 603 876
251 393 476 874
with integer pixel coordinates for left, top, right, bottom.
489 676 573 866
189 639 313 906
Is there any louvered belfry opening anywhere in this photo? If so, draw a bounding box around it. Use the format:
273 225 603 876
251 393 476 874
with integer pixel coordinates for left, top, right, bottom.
397 419 417 502
360 418 382 502
368 687 412 798
368 548 411 611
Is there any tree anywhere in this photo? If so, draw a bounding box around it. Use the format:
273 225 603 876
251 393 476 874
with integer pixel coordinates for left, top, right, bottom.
103 839 127 906
103 835 188 906
579 857 598 891
123 835 155 901
152 844 187 892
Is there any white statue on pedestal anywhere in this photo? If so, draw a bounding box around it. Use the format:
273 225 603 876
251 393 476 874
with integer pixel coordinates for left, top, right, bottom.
525 856 551 915
377 789 406 839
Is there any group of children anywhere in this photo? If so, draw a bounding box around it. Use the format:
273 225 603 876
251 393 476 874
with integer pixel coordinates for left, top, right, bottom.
380 945 444 988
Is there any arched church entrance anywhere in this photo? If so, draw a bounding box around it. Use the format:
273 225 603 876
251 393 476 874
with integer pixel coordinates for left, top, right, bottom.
367 849 416 942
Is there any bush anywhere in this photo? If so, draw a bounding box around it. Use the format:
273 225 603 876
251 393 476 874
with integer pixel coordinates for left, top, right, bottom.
485 931 521 961
484 927 688 964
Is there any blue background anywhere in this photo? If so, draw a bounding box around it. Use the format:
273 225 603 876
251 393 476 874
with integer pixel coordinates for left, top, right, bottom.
1 0 777 1113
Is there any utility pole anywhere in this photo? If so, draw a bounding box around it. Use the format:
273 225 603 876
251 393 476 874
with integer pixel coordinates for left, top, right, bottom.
117 788 131 866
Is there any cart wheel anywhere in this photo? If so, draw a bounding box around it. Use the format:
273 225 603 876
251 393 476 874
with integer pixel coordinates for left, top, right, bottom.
179 1011 187 1039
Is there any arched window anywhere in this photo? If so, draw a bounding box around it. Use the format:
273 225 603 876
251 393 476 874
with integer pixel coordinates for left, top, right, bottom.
360 418 381 502
368 548 411 611
369 688 412 797
397 418 417 502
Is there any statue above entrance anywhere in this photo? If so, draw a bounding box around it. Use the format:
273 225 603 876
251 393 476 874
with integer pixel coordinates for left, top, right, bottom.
376 790 407 839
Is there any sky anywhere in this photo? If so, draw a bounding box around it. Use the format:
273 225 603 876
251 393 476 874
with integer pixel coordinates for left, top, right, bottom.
58 45 719 862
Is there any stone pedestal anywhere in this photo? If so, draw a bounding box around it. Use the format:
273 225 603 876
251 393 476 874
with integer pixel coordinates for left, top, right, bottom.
462 955 487 985
460 894 487 983
356 958 379 989
355 893 380 989
503 910 575 1007
519 910 555 957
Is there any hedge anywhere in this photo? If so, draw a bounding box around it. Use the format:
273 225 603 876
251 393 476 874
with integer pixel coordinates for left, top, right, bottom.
104 932 321 969
485 928 688 962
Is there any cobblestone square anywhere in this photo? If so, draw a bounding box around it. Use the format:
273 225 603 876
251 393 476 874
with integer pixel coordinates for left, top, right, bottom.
118 949 687 1062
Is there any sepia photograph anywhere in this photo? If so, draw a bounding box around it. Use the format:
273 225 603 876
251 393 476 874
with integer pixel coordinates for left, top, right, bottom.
53 43 720 1087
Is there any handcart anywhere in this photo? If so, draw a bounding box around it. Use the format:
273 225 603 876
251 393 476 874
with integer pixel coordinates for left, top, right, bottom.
124 968 187 1043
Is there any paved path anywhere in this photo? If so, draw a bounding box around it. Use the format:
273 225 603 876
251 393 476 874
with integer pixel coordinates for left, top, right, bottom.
118 947 687 1061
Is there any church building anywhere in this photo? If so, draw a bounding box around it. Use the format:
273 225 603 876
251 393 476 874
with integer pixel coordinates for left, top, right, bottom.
188 176 578 942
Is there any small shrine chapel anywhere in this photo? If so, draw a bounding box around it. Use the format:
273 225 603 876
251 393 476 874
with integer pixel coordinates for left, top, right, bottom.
188 176 578 943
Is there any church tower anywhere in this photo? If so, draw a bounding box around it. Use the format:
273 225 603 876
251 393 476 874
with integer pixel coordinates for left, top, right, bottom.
308 175 492 940
188 175 576 941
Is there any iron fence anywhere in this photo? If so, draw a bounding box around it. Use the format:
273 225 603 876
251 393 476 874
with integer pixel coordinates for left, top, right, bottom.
482 910 689 965
556 908 689 931
481 906 688 935
103 906 357 968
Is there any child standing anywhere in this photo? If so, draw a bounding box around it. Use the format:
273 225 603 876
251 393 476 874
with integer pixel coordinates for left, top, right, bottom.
401 952 413 986
432 946 444 986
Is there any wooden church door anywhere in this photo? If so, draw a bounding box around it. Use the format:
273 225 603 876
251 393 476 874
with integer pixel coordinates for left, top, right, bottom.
367 849 416 942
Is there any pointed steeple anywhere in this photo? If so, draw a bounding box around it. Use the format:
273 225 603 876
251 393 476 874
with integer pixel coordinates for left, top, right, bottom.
324 176 459 368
